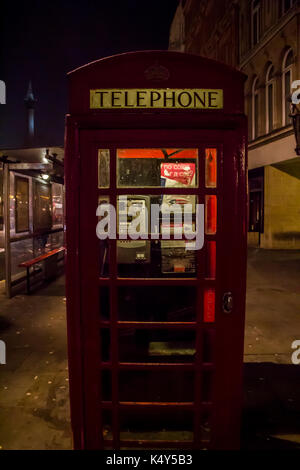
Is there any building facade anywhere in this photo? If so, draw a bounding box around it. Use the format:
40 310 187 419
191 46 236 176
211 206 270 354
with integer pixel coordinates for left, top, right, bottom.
170 0 300 249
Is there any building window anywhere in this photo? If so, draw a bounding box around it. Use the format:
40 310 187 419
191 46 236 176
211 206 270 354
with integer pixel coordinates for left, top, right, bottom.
266 64 275 133
282 48 293 126
252 0 261 46
252 77 259 140
281 0 296 15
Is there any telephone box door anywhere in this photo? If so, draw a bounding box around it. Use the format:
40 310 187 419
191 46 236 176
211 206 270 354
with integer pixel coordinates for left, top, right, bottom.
69 127 247 450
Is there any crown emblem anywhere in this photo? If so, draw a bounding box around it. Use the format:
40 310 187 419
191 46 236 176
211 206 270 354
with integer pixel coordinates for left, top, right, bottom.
144 62 170 82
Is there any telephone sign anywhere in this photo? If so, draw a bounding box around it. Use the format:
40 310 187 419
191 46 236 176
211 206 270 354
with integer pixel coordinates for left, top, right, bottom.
90 88 223 109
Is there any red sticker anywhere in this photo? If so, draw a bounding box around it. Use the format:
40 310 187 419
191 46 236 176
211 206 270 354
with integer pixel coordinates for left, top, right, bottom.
161 163 196 186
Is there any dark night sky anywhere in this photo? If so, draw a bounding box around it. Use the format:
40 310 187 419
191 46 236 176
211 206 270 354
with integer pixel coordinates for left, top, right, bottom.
0 0 178 149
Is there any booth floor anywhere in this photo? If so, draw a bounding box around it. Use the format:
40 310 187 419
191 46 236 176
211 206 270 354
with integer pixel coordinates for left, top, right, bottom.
0 249 299 450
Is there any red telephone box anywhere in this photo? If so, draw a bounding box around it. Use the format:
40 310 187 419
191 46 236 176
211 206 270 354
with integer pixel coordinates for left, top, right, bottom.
65 51 247 450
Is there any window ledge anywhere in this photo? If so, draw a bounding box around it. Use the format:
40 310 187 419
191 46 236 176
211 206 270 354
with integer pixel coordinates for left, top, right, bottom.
249 125 294 148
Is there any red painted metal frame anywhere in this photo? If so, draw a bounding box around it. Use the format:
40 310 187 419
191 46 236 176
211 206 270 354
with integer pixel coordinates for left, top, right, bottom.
65 51 247 450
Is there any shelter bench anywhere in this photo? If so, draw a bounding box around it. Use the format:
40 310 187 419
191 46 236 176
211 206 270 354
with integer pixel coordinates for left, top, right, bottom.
19 247 65 294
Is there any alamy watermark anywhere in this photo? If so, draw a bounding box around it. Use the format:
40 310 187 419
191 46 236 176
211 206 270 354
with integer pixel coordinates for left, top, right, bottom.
0 340 6 365
0 80 5 104
291 340 300 365
292 80 300 105
96 197 204 251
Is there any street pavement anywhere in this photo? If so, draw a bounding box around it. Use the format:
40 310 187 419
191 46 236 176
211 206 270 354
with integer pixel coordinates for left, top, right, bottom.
0 249 299 449
242 248 300 449
0 276 72 450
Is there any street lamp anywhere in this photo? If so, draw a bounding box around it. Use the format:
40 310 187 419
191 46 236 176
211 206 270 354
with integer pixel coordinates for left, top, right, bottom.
289 97 300 156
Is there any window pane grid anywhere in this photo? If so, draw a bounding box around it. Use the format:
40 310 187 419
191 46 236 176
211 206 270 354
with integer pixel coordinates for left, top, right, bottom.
97 144 219 449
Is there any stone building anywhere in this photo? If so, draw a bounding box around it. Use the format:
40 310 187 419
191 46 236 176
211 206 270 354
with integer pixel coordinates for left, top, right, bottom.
170 0 300 249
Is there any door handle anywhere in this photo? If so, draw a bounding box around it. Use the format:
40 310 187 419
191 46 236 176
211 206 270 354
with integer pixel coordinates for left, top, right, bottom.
222 292 233 313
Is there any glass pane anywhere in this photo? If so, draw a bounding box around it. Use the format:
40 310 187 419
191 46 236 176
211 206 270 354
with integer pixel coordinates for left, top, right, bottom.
118 286 196 322
161 241 196 275
119 370 194 402
205 149 217 188
98 149 110 188
117 194 197 236
33 233 51 256
119 329 196 363
10 238 33 283
285 49 293 68
268 84 273 132
117 195 150 238
100 287 110 320
50 230 64 250
117 149 198 188
117 194 197 278
267 65 274 81
101 370 112 401
117 240 196 278
15 176 29 233
200 412 212 446
253 12 258 45
205 241 216 280
33 181 52 231
285 71 291 124
52 182 64 227
202 370 213 402
204 289 215 323
99 240 109 278
101 329 110 362
102 410 113 441
254 93 259 138
283 0 290 13
119 409 194 442
203 329 215 363
98 196 110 277
205 196 217 235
